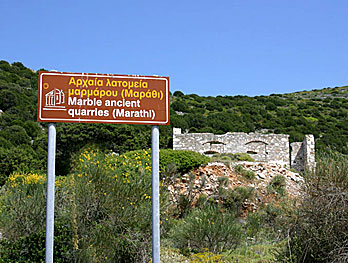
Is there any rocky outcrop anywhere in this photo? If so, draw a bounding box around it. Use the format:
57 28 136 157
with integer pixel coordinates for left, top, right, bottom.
167 162 304 214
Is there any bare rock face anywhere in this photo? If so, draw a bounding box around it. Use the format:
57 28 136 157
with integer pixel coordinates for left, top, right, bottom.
167 161 304 214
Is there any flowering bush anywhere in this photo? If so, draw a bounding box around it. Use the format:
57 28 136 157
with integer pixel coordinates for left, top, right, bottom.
0 172 72 262
0 172 68 238
70 147 170 262
190 250 223 262
7 172 45 187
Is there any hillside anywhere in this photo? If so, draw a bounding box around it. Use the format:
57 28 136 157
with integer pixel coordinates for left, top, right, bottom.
0 60 347 182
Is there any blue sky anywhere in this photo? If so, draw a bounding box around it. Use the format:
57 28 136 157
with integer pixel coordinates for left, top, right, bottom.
1 0 347 96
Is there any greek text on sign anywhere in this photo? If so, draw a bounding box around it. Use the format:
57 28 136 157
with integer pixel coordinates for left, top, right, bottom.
37 72 170 125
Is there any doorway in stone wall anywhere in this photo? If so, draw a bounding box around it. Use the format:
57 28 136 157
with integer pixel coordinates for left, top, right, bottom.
203 141 225 154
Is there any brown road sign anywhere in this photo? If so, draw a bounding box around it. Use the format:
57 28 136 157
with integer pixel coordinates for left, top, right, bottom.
37 71 170 125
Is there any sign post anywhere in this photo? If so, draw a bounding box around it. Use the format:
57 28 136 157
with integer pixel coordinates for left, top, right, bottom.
151 126 160 263
45 123 56 263
38 72 169 263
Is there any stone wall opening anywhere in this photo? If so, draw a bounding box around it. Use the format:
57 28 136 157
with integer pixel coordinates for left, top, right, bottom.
245 141 268 155
203 141 226 145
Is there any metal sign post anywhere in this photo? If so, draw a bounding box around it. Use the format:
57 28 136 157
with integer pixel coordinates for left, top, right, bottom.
45 123 56 263
151 126 160 263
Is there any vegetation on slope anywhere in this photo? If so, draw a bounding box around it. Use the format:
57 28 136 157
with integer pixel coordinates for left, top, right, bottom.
0 147 287 262
277 151 348 262
1 145 347 262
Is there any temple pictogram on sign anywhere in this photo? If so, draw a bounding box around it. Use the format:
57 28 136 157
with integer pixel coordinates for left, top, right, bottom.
44 89 66 110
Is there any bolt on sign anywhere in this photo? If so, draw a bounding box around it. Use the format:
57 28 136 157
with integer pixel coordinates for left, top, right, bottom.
37 71 170 125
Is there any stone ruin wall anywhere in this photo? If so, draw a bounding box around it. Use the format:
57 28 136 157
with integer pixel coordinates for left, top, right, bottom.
173 128 315 172
291 135 316 173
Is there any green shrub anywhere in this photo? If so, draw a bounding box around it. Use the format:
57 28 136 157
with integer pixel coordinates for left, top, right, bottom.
241 170 256 180
220 156 231 162
267 175 286 196
70 147 171 262
233 165 256 180
195 193 209 209
159 149 210 174
263 204 284 226
172 100 189 112
277 151 348 262
234 165 244 174
232 153 255 162
245 203 288 240
220 186 254 215
246 212 265 237
0 173 69 240
0 125 31 145
0 145 46 185
167 170 207 218
170 205 243 254
223 243 279 263
122 148 209 175
0 222 74 263
217 176 229 188
0 173 73 262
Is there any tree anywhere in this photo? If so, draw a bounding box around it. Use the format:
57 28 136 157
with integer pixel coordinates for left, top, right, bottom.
173 90 184 97
0 125 31 145
171 100 189 112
